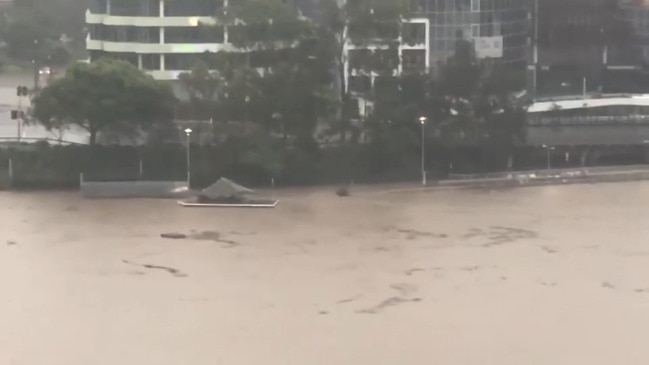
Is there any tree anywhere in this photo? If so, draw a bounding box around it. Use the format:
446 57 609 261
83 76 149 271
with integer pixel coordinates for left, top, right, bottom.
180 0 335 143
31 58 176 145
222 0 314 54
177 59 226 122
318 0 410 141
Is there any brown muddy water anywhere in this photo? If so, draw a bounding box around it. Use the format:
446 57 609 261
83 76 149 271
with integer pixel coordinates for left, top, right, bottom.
2 183 649 365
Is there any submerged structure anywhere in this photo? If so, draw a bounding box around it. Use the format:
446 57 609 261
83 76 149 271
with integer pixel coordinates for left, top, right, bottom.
197 178 255 203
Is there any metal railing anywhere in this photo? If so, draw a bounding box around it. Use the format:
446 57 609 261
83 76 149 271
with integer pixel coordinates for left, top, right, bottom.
0 137 86 146
448 165 649 181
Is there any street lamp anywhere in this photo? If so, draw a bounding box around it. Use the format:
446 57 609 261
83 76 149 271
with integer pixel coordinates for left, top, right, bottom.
419 116 427 185
184 128 192 188
542 144 555 170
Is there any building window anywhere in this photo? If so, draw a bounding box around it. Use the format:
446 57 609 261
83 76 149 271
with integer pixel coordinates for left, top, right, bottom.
89 50 109 62
89 0 107 14
110 0 159 16
403 22 426 46
348 49 372 73
98 26 160 43
471 0 480 12
163 0 224 17
89 24 101 40
165 54 201 70
164 26 224 43
142 54 161 70
348 75 371 94
402 49 426 72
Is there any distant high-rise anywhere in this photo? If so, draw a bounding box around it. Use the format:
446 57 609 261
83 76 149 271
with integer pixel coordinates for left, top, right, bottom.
411 0 530 69
530 0 649 97
618 0 649 66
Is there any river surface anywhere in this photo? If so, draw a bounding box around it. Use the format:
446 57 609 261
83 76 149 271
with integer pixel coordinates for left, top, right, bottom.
2 183 649 364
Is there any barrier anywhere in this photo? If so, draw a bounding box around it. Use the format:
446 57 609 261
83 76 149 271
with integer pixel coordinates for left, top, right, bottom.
80 173 189 199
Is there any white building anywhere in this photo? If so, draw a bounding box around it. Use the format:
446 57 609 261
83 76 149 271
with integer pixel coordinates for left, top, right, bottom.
344 17 430 91
87 0 432 85
86 0 234 81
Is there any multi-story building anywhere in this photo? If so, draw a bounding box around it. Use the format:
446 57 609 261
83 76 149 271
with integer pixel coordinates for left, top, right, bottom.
346 0 530 90
86 0 231 81
344 17 430 96
616 0 649 68
411 0 530 69
530 0 649 97
87 0 530 81
345 0 530 116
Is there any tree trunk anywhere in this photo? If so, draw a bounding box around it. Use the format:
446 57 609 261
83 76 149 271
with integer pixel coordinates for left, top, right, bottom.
335 37 348 143
338 62 348 143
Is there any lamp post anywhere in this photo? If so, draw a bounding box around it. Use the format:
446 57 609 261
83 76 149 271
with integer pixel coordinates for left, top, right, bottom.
184 128 192 188
542 144 555 170
419 116 427 185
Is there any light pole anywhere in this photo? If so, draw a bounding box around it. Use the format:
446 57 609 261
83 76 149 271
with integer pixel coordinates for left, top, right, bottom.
542 144 555 170
184 128 192 188
419 116 427 185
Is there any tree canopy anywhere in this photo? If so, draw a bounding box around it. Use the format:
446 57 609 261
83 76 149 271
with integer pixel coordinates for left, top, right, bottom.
32 58 177 145
179 0 336 144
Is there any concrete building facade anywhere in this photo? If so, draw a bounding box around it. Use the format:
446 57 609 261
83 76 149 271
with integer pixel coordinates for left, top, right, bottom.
86 0 231 81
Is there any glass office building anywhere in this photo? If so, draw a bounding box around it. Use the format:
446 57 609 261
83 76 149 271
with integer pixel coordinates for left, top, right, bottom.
619 0 649 65
531 0 649 96
410 0 530 69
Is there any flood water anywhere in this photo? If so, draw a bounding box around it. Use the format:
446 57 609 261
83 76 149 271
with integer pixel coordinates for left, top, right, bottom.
3 183 649 364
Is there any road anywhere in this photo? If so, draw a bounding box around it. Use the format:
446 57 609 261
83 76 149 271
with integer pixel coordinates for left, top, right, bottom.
0 76 88 144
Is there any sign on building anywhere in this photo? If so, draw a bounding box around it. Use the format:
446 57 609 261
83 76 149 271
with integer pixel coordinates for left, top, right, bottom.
474 36 503 59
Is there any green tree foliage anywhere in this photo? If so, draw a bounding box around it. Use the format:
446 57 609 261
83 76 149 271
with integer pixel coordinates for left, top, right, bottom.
222 0 314 52
318 0 410 139
32 58 176 145
365 42 527 172
180 0 335 144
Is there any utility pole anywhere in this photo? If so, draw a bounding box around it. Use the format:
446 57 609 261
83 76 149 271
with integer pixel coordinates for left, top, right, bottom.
532 0 539 99
12 86 29 142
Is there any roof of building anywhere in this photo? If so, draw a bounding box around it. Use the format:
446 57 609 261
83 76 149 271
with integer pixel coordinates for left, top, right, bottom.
528 94 649 113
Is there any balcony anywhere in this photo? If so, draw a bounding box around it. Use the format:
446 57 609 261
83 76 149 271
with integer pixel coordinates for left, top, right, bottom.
86 37 232 53
86 11 218 27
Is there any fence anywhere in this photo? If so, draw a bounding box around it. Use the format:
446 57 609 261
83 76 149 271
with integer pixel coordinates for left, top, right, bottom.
79 173 190 199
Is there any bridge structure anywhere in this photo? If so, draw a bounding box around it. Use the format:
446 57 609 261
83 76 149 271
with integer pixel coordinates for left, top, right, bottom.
526 93 649 146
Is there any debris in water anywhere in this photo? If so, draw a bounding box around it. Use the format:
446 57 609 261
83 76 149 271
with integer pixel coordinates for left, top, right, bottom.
122 259 187 277
160 232 187 239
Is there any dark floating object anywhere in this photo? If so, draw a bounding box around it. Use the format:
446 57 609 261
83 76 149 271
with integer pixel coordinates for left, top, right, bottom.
160 232 187 239
335 186 350 197
122 259 187 277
